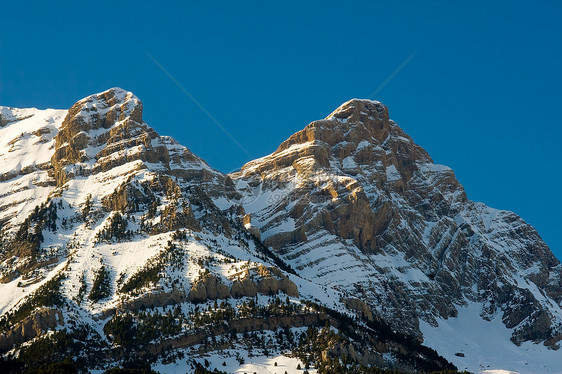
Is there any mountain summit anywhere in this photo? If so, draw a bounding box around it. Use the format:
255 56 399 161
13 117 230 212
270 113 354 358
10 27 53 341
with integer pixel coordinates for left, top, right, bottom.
0 90 560 373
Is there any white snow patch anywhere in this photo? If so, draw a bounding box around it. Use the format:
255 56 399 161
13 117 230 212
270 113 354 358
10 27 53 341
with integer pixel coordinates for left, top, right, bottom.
342 156 357 169
420 302 562 374
385 164 401 181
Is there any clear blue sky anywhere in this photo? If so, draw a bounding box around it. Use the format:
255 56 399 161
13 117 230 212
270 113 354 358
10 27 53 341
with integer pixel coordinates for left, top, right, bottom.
1 1 561 260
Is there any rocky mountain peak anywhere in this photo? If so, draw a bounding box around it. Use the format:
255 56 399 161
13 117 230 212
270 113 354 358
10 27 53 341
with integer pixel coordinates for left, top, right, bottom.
51 88 145 182
63 87 143 134
54 87 143 148
240 98 432 186
326 98 389 125
232 97 562 359
276 99 390 153
50 88 201 186
74 87 141 115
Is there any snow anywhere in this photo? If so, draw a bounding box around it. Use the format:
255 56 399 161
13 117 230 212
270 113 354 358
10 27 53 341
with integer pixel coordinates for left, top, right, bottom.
237 182 296 220
417 162 453 174
356 140 370 150
385 164 401 181
0 107 66 229
0 260 68 316
149 347 317 374
420 302 562 374
0 107 66 173
342 156 357 169
198 352 316 374
261 217 297 238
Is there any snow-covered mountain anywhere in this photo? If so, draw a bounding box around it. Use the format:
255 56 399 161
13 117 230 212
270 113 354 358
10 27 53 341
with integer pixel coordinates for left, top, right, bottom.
231 99 562 373
0 89 560 373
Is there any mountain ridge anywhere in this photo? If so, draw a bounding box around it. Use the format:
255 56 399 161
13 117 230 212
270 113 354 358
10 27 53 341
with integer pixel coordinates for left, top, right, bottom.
0 88 560 373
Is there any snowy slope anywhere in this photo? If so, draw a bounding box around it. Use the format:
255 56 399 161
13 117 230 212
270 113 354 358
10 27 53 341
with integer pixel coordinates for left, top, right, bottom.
420 302 562 374
0 106 66 229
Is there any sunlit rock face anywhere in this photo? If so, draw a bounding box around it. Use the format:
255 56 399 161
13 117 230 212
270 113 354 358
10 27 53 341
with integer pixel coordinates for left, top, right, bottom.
232 98 562 346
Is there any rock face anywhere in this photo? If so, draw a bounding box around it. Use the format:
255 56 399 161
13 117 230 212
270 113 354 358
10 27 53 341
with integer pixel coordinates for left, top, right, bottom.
255 265 299 297
51 88 144 185
230 277 258 298
345 298 374 322
188 274 231 302
189 266 300 302
322 342 384 369
49 88 234 193
232 98 562 346
120 290 186 312
0 308 63 352
242 214 261 240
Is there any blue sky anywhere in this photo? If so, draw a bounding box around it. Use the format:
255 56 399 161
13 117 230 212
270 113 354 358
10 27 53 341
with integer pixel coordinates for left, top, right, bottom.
1 1 561 259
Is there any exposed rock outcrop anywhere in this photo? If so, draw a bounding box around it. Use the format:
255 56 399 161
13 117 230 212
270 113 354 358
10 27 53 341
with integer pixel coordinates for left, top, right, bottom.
255 265 299 297
322 342 384 368
188 274 231 303
51 88 146 185
148 313 325 356
0 308 64 352
121 290 186 311
242 214 261 240
189 266 300 302
345 298 374 322
230 278 258 298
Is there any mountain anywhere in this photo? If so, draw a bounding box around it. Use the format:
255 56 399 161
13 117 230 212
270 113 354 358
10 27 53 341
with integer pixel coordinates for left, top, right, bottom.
0 89 458 374
231 99 562 372
0 89 560 373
